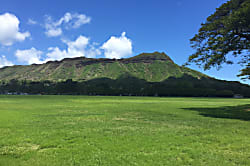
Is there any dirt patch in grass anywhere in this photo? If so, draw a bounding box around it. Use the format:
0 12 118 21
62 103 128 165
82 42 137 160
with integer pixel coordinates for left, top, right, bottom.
113 117 128 121
0 144 40 156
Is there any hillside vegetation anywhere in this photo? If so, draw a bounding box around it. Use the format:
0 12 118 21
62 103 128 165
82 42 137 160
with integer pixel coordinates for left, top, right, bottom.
0 52 205 82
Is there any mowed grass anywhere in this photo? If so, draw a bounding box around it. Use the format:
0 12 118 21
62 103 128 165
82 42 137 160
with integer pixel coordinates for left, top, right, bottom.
0 96 249 166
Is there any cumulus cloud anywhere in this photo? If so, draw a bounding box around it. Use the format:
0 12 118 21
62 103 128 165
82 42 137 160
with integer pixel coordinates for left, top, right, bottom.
0 13 30 46
46 35 100 61
44 12 91 37
46 47 67 61
11 32 133 65
86 43 102 58
12 35 101 65
45 27 62 37
15 47 43 64
0 55 13 68
101 32 132 59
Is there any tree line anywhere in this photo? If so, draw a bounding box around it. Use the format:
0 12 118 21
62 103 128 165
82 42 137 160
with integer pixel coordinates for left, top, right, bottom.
0 75 249 97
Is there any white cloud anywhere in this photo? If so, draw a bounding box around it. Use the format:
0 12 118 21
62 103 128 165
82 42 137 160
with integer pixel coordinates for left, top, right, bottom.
45 27 62 37
27 18 37 25
12 35 100 65
86 43 101 58
15 47 43 64
46 47 67 61
57 12 72 25
0 13 30 46
10 31 133 65
0 55 13 68
44 16 62 37
46 35 100 61
44 12 91 37
101 32 132 59
72 14 91 28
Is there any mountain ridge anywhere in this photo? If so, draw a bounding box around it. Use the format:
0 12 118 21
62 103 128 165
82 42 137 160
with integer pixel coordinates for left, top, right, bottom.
0 52 206 82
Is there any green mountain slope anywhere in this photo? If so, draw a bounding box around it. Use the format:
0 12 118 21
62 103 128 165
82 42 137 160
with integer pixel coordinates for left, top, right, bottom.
0 52 206 82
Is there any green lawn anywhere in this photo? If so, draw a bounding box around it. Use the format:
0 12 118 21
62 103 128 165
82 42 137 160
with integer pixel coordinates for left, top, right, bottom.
0 95 249 166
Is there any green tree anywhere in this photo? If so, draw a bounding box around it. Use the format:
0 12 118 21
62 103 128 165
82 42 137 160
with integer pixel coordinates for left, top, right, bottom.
188 0 250 80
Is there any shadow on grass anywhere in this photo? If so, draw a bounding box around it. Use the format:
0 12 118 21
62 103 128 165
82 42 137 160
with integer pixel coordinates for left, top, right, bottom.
183 104 250 121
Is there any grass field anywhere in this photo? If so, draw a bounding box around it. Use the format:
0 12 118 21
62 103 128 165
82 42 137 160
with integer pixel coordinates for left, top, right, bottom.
0 95 249 166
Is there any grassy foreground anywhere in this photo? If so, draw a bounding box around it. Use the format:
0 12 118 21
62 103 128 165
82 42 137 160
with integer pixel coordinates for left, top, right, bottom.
0 95 249 166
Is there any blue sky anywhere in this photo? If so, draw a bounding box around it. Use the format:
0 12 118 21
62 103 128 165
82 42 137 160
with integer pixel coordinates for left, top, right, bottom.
0 0 248 84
